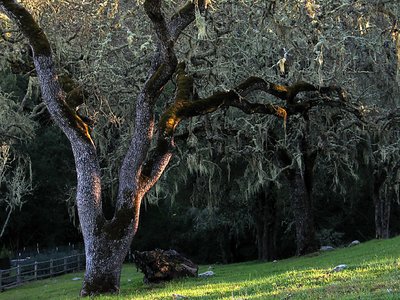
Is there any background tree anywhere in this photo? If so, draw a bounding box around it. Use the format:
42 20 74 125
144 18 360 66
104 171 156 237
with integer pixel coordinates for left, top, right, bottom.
0 91 35 238
363 111 400 239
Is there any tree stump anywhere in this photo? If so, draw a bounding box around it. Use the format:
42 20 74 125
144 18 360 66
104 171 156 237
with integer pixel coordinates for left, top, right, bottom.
133 249 198 283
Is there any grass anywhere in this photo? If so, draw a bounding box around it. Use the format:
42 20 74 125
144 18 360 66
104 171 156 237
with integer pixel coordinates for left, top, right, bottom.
1 237 399 299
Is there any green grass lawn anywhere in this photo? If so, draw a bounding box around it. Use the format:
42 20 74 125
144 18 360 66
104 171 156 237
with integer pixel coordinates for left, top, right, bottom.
1 237 400 299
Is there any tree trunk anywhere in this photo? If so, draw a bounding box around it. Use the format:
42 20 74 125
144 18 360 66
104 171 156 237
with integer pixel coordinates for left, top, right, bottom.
374 195 391 239
382 197 391 238
79 210 134 296
79 200 144 295
373 169 389 239
288 169 318 255
80 243 124 296
282 114 318 256
254 189 277 261
80 228 134 296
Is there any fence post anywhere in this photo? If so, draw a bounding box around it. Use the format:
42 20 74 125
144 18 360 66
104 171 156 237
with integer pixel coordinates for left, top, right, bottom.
49 259 53 277
64 257 67 273
0 269 2 290
17 265 21 284
34 262 38 280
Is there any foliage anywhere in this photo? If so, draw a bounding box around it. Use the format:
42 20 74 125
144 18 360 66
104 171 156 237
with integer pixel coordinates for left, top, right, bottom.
0 246 11 258
0 90 35 239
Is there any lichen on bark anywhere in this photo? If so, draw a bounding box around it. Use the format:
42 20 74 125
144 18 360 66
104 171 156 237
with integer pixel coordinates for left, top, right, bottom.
0 0 51 56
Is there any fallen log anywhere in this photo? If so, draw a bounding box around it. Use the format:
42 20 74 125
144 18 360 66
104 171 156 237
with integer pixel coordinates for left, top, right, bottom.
133 249 198 284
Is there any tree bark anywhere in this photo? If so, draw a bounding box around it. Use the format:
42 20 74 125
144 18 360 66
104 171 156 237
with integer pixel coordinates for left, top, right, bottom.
287 169 317 255
79 202 137 295
372 168 390 239
80 239 126 295
284 115 318 256
253 189 277 261
374 196 391 239
382 197 391 239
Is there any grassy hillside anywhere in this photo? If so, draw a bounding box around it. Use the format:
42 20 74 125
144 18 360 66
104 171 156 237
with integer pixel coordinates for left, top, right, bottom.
1 237 399 299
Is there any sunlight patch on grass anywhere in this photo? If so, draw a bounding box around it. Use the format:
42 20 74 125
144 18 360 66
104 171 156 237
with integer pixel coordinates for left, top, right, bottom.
0 237 399 299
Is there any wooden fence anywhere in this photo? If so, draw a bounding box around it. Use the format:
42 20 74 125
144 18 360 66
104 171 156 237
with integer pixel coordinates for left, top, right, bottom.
0 253 85 291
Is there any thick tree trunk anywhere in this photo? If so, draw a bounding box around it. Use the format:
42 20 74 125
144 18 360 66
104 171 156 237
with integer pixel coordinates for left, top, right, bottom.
78 186 145 296
373 195 391 239
288 170 318 255
382 197 391 239
254 189 277 261
373 169 390 239
80 230 133 296
282 114 318 256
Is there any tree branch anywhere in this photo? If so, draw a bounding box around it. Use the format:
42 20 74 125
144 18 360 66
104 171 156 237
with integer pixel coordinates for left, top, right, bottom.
0 1 103 237
115 1 211 226
142 63 361 187
0 0 93 145
0 0 50 56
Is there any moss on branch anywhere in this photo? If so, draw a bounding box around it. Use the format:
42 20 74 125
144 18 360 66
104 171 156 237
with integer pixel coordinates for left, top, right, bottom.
159 64 290 139
59 74 87 109
175 62 194 101
0 0 51 56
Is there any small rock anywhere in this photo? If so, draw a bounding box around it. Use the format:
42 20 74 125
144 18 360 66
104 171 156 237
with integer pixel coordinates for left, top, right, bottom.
348 240 360 247
198 270 214 278
172 294 187 299
273 260 278 263
320 246 335 251
332 264 348 272
71 277 81 281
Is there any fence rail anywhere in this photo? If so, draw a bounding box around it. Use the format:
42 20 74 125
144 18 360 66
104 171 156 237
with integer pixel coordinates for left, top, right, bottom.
0 253 85 291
